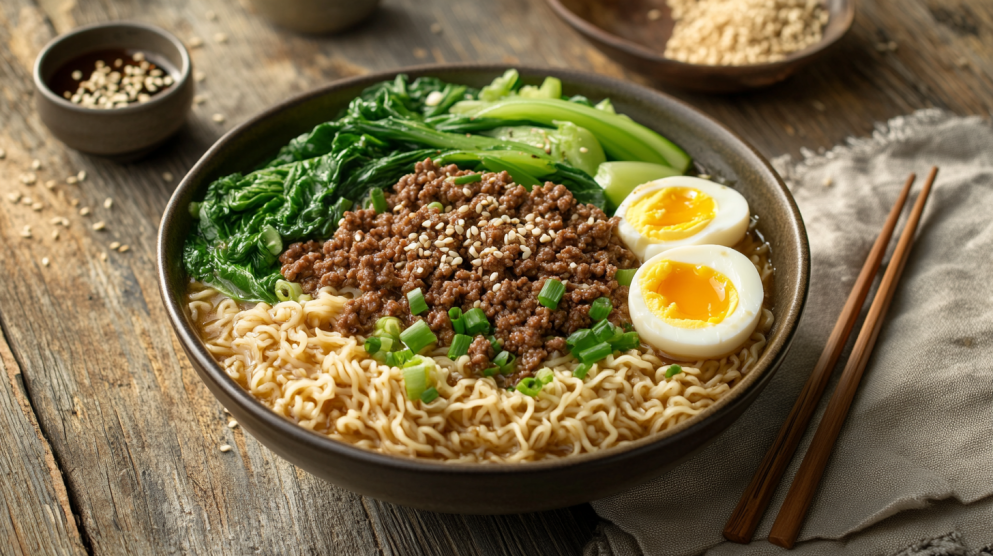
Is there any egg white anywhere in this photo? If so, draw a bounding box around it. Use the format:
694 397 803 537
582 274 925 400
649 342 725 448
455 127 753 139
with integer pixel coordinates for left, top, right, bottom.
616 176 750 261
628 245 764 361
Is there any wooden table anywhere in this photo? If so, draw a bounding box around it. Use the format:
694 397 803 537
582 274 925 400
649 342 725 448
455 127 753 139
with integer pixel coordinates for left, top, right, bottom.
1 0 990 554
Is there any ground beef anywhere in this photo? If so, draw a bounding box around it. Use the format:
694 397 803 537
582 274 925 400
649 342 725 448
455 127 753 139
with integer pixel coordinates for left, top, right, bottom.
279 158 639 383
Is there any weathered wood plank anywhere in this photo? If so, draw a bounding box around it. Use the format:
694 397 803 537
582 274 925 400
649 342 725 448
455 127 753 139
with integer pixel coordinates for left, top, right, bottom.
0 0 991 554
0 324 86 555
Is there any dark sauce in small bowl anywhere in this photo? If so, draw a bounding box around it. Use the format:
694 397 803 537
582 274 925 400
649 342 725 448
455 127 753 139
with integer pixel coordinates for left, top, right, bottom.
48 48 176 109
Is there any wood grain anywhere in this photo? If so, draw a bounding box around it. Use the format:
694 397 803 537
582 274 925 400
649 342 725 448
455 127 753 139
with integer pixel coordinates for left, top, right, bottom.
0 0 990 554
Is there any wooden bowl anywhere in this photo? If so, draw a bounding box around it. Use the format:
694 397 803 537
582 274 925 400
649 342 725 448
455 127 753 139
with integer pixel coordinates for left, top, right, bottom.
157 64 809 513
547 0 854 93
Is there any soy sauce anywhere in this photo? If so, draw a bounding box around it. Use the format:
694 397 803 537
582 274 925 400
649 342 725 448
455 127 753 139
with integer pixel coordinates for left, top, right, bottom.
48 48 176 109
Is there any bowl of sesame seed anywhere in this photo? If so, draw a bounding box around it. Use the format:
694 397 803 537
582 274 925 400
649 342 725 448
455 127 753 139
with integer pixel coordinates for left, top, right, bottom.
547 0 854 93
33 21 194 159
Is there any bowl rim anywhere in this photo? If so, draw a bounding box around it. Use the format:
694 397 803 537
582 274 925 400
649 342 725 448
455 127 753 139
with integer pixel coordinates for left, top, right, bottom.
33 20 192 115
157 63 809 476
544 0 855 73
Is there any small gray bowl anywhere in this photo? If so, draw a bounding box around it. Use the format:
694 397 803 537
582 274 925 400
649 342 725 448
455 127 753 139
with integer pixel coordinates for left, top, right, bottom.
34 22 193 160
247 0 380 35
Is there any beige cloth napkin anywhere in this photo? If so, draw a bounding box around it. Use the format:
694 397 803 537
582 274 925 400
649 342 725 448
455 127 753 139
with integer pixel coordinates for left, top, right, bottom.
587 109 993 556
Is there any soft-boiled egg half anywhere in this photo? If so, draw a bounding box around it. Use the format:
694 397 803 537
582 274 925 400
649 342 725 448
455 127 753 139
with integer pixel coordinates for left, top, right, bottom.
628 245 764 360
616 176 750 261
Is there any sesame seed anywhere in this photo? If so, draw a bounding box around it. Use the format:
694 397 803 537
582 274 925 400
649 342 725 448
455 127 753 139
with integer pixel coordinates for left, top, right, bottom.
588 216 595 224
462 187 472 196
118 245 129 253
104 198 113 209
66 176 78 185
19 227 31 238
212 113 225 123
421 220 431 228
44 180 56 189
194 71 206 82
99 252 108 261
474 300 481 308
435 222 444 230
21 196 32 205
41 257 50 267
493 251 503 259
475 204 483 214
188 36 204 48
92 221 106 231
52 230 59 240
0 148 5 159
430 22 442 34
531 228 540 237
77 170 87 182
60 218 69 227
70 198 79 207
458 205 469 213
110 241 121 250
31 159 41 170
493 283 501 292
20 172 37 185
455 225 464 234
569 262 577 269
31 202 43 211
219 444 232 453
79 207 91 216
452 257 463 265
228 420 238 429
540 234 551 243
522 247 531 259
471 259 482 266
822 177 833 187
205 9 218 20
490 272 498 281
214 32 228 44
49 216 62 225
163 171 174 182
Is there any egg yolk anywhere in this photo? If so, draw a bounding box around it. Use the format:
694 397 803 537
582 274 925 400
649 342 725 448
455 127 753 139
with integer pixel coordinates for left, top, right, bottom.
625 187 717 241
639 260 738 329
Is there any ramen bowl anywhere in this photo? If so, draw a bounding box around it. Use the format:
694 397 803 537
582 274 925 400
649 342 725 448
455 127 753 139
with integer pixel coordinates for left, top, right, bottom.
157 64 809 514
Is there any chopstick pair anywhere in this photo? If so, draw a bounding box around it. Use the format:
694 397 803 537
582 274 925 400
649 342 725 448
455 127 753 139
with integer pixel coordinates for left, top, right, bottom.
723 166 939 548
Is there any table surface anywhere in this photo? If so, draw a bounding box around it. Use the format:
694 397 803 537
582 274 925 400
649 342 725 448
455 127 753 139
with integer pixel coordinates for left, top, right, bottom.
1 0 990 554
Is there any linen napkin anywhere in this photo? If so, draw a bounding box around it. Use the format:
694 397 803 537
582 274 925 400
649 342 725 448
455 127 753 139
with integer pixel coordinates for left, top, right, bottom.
586 109 993 556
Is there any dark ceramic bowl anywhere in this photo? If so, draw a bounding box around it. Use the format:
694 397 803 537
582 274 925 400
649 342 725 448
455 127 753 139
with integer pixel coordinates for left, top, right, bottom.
33 22 193 159
547 0 854 93
158 64 809 514
247 0 380 34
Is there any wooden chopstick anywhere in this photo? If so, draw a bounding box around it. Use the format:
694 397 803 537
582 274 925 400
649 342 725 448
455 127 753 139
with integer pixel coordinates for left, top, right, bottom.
767 166 938 549
722 172 918 543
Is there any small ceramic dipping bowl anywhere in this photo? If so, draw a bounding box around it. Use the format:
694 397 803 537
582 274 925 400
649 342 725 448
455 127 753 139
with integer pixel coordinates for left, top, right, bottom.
247 0 380 35
33 22 193 159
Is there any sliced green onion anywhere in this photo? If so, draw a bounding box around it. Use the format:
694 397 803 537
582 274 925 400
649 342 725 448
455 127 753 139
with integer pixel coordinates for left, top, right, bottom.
665 364 683 379
453 173 482 185
260 224 283 256
407 288 428 315
538 278 565 309
364 336 382 355
386 348 414 367
370 187 388 214
448 307 465 334
616 269 637 287
592 319 616 343
571 362 591 380
567 329 597 358
420 386 439 404
427 201 444 211
375 316 403 339
274 280 303 302
535 368 554 385
400 320 437 354
463 308 490 335
589 297 612 321
487 335 502 353
516 377 543 397
493 351 516 374
610 331 640 352
402 363 430 401
578 341 612 364
482 367 499 377
448 334 471 360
